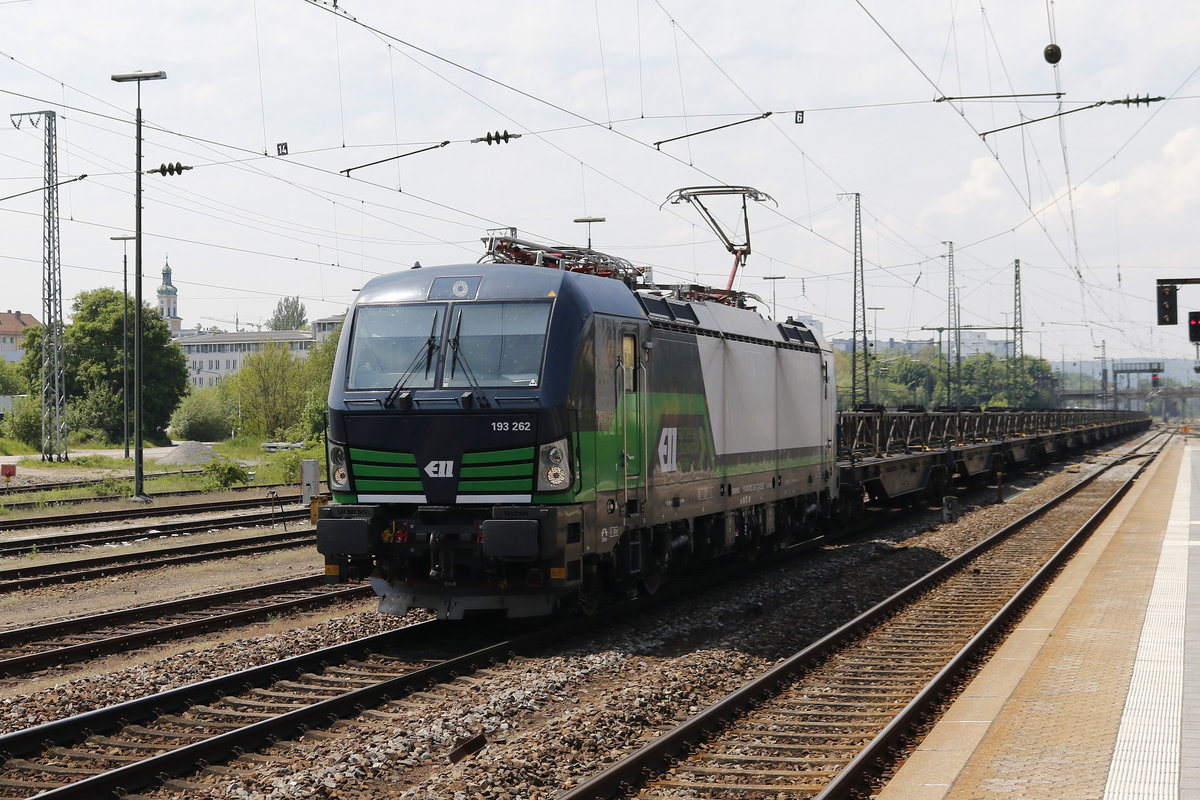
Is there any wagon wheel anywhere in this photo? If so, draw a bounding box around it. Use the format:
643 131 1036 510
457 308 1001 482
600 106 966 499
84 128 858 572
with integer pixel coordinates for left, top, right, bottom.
639 565 664 596
639 544 667 596
576 562 602 616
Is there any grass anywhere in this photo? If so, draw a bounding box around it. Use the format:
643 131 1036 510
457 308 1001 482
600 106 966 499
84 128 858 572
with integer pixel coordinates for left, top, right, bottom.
213 437 272 461
0 437 326 508
0 438 36 457
15 453 132 470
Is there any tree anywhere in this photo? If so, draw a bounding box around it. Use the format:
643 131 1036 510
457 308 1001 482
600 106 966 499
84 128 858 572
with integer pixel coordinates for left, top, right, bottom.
227 343 307 439
291 323 342 439
1 395 40 446
0 359 26 394
19 288 189 444
170 386 233 441
266 296 307 331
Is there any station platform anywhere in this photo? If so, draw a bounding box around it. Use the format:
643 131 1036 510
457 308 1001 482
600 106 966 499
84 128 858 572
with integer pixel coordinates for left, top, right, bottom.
876 436 1194 800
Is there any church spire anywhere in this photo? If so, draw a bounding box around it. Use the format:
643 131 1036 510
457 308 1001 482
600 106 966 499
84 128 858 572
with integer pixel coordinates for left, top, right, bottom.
156 255 181 333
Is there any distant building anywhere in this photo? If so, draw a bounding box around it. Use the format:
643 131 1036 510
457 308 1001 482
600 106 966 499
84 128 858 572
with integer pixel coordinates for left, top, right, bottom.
0 310 40 364
177 329 316 388
166 256 344 387
311 313 345 341
960 331 1012 359
156 259 182 333
830 333 1010 359
791 315 824 339
830 337 936 356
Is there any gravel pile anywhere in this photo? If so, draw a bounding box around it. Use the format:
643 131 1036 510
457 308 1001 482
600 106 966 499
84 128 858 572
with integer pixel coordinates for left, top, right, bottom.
155 441 220 466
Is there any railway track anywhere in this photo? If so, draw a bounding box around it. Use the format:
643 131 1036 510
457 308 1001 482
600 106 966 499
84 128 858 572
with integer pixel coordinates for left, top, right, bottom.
0 436 1160 799
0 619 569 799
0 528 315 592
0 481 305 514
0 507 308 557
0 494 304 532
0 470 203 497
0 576 371 678
558 440 1165 799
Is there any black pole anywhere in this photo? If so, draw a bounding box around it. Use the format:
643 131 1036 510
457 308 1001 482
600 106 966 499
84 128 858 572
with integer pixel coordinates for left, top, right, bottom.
133 85 145 500
122 244 129 459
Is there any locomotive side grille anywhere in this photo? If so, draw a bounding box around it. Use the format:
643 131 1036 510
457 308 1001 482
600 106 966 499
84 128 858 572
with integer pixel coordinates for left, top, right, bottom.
459 446 535 493
348 447 423 492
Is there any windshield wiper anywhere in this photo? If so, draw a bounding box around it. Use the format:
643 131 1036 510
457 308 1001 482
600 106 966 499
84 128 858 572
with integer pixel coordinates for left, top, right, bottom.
448 312 490 407
383 311 440 408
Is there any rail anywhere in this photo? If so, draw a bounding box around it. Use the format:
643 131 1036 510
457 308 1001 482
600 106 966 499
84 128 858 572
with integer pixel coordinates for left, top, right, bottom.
558 432 1165 799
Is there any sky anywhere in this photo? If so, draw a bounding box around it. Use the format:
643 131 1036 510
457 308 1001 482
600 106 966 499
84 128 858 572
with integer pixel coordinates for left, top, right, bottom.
2 0 1198 369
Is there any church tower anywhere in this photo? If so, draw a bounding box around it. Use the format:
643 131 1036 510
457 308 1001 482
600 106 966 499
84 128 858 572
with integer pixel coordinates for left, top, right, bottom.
157 258 181 333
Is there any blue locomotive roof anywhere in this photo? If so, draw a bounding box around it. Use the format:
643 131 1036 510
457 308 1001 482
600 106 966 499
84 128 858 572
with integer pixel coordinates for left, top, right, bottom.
354 263 646 319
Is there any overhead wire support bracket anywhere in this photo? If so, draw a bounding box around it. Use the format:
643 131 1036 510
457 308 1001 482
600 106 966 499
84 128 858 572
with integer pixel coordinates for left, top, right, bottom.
653 112 772 150
980 94 1165 138
0 174 86 203
341 141 451 176
936 92 1064 102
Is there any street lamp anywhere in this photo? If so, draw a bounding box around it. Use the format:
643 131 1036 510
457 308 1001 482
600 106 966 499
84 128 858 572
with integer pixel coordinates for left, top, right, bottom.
763 276 784 320
111 69 167 502
573 216 605 249
110 234 135 459
868 307 885 404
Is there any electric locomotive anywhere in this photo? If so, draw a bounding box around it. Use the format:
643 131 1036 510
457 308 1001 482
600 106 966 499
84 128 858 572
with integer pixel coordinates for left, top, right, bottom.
317 236 838 619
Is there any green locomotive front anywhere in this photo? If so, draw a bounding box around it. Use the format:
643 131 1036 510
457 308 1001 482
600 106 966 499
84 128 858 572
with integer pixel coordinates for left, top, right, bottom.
317 238 838 619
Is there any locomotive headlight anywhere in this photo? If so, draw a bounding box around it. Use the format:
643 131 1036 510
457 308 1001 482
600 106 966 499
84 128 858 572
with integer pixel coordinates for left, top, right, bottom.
537 437 572 491
328 441 350 491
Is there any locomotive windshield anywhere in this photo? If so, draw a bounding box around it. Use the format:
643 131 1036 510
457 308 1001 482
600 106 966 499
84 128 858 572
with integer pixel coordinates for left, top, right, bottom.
445 301 551 388
346 300 552 391
348 304 444 390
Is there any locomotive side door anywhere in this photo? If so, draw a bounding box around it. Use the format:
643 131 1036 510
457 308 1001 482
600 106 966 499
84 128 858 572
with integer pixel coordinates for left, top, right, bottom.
618 326 644 516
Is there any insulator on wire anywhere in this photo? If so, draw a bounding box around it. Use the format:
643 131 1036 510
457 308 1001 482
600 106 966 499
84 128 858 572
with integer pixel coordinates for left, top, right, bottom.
152 161 192 176
472 130 522 145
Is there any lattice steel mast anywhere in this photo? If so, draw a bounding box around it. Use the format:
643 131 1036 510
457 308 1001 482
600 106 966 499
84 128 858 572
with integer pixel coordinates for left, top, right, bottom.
945 241 961 407
841 192 868 407
11 110 67 461
1012 258 1023 399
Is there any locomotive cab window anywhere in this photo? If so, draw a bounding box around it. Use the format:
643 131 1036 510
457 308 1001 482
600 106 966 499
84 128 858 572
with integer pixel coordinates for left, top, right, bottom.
621 333 638 392
445 300 553 388
347 304 445 390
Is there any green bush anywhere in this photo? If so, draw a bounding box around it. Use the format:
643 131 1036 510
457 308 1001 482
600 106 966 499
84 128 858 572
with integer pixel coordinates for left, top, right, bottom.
66 383 123 444
202 456 251 489
67 428 112 448
171 388 232 442
2 396 41 448
94 476 132 496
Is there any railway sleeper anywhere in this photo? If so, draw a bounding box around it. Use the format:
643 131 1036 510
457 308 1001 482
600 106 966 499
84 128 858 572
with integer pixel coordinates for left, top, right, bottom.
158 714 244 730
654 778 829 792
699 754 855 766
226 695 309 709
87 736 176 751
124 724 212 740
723 740 867 751
248 687 329 702
188 705 276 719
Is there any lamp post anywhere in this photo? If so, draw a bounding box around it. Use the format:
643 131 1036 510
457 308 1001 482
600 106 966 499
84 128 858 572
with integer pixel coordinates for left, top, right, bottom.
868 306 885 404
573 216 605 249
110 235 135 459
111 69 166 501
763 276 784 320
